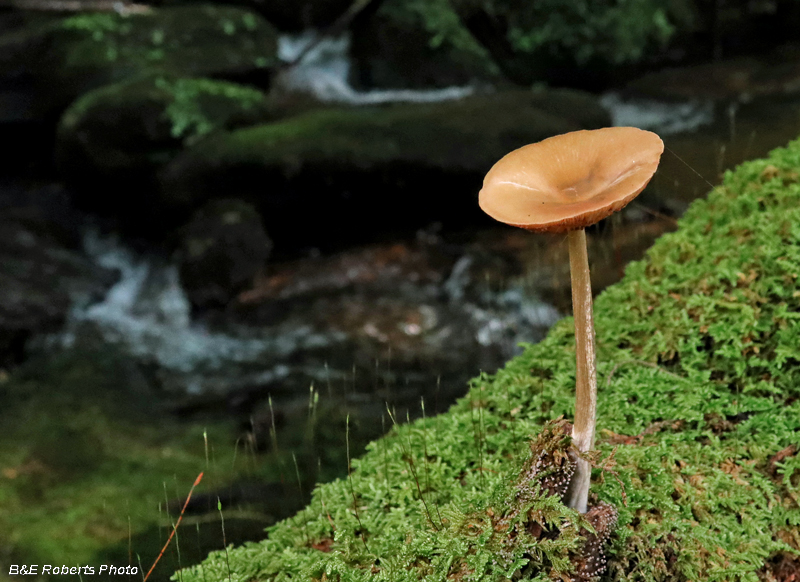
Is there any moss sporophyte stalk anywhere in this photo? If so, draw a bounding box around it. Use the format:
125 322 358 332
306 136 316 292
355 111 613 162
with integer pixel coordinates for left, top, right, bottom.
176 133 800 580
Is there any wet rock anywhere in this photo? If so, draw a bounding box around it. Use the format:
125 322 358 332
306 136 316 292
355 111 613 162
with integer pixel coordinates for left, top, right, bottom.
161 88 611 253
0 9 26 37
177 199 272 308
626 44 800 102
238 241 450 305
0 94 53 176
0 183 118 366
0 5 279 117
55 74 274 229
0 84 36 123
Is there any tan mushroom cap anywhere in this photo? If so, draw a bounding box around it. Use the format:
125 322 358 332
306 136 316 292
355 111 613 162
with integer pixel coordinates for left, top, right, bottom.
479 127 664 233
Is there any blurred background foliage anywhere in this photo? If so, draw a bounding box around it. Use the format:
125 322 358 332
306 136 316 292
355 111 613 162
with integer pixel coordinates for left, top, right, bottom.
390 0 691 66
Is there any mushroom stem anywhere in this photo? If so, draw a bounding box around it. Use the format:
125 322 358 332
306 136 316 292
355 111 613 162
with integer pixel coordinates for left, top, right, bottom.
565 228 597 514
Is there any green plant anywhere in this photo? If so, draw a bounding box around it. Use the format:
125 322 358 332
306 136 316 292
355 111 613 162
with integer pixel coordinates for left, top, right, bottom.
380 0 490 56
154 77 266 142
465 0 693 64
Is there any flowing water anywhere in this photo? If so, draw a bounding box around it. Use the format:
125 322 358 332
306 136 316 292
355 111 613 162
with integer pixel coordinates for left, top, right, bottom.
40 31 800 424
275 31 475 104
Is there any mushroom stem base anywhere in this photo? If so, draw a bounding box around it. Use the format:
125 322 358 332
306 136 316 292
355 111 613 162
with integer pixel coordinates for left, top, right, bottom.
564 228 597 514
565 455 591 514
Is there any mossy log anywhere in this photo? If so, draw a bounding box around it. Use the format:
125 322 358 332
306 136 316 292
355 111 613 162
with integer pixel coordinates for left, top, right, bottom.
176 137 800 580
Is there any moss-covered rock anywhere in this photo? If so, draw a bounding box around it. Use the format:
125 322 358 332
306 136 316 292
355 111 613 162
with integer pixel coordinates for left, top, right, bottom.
175 136 800 580
348 0 499 90
0 4 279 116
160 89 610 252
56 74 274 216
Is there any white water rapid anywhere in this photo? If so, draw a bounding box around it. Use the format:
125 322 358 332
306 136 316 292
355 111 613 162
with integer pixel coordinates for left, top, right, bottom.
275 31 475 104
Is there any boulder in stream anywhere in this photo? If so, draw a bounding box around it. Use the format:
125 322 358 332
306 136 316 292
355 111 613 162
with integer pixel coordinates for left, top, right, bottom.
177 199 273 309
0 4 280 117
56 74 274 216
161 88 611 252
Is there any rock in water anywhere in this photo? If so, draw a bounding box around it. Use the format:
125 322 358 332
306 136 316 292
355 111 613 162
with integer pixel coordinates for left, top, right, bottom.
177 199 272 309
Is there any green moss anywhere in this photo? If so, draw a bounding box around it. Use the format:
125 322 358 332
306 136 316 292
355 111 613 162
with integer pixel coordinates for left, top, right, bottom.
154 77 267 141
56 74 273 184
0 346 274 573
165 89 609 186
61 13 125 36
53 5 278 84
176 139 800 581
377 0 499 77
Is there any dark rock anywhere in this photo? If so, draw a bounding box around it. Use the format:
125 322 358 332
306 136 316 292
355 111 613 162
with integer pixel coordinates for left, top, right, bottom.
0 85 36 123
55 74 274 225
348 6 497 90
229 0 353 32
0 12 62 175
0 4 280 117
153 0 354 31
0 182 118 366
0 90 54 177
177 199 272 308
0 9 24 37
444 0 691 90
160 89 611 253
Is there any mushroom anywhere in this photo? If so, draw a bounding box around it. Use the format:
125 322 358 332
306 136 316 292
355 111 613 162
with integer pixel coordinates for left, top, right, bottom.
479 127 663 513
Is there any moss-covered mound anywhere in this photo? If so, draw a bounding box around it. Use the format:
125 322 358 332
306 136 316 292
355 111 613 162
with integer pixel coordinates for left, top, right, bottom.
160 89 610 251
56 74 273 201
0 5 278 115
175 137 800 581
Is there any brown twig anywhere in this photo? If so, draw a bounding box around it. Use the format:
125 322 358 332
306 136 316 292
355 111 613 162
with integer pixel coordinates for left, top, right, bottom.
144 472 204 582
